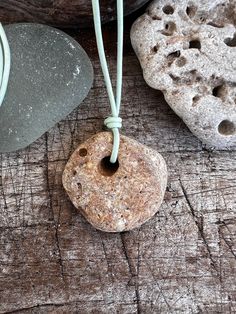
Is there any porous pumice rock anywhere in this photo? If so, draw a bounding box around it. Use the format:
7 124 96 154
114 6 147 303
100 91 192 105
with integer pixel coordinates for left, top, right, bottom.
131 0 236 148
63 132 167 232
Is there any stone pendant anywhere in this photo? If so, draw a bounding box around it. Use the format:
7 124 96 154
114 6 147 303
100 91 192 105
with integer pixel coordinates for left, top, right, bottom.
0 23 93 153
63 132 167 232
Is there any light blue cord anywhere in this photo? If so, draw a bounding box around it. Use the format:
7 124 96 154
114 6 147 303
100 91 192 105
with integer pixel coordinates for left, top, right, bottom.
0 23 11 107
92 0 123 163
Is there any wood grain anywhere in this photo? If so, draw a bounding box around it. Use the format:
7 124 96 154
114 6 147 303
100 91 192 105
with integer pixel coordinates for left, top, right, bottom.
0 18 236 314
0 0 149 28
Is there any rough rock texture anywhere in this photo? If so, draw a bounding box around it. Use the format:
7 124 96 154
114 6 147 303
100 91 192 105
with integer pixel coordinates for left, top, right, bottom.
63 132 167 232
131 0 236 148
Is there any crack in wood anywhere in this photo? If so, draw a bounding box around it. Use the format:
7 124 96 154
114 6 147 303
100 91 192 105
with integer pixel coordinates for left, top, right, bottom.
120 232 141 314
44 132 66 286
179 179 221 278
219 221 236 259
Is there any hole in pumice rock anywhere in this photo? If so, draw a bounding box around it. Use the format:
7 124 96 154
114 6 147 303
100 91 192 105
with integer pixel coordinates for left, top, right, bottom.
218 120 236 135
192 95 200 106
152 15 162 20
151 44 159 53
169 73 180 82
162 22 176 36
99 156 119 177
163 5 174 15
224 33 236 47
199 16 206 23
167 51 180 65
167 51 181 66
189 40 201 49
212 85 224 98
186 5 197 18
207 22 224 28
167 51 180 58
190 69 197 75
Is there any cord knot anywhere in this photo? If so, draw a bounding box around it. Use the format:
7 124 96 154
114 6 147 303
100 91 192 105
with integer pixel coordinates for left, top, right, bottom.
104 116 122 130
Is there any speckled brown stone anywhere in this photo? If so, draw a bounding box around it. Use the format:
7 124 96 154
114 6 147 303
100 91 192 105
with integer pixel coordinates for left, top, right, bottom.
62 132 167 232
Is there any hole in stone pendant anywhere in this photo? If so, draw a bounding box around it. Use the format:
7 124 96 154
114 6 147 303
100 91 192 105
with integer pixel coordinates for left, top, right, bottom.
76 183 82 198
79 148 87 157
99 156 119 177
218 120 236 135
163 5 174 15
189 40 201 49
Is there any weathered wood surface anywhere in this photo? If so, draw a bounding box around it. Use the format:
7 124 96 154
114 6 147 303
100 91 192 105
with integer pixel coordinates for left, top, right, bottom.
0 19 236 314
0 0 149 28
